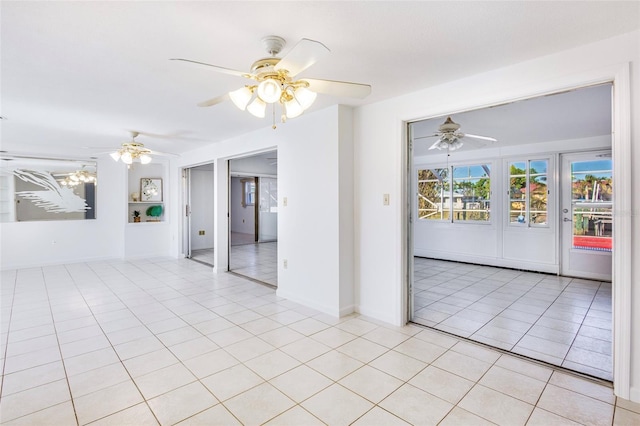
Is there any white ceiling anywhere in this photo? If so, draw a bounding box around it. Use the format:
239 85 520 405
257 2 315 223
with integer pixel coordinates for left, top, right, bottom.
1 2 638 158
411 83 613 157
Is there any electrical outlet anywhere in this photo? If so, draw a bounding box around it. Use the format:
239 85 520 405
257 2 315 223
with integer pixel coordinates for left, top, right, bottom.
283 259 288 269
198 230 205 235
283 197 288 207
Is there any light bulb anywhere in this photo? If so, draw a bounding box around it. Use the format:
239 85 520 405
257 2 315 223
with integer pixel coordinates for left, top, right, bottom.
229 86 253 110
257 79 282 103
121 152 133 164
247 97 266 118
294 87 317 110
140 154 152 164
110 151 121 161
284 98 303 118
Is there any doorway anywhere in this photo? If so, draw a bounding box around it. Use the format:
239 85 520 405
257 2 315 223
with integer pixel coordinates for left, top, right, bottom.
560 151 613 281
228 151 278 286
183 163 215 266
407 84 614 380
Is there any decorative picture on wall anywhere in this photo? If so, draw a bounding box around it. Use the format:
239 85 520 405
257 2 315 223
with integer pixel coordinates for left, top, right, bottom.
140 178 162 202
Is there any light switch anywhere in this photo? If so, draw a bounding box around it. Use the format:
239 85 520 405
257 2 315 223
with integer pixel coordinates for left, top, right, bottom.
383 193 390 206
283 197 288 207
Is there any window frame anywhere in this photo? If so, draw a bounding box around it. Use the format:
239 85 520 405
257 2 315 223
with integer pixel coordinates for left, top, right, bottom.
416 161 493 225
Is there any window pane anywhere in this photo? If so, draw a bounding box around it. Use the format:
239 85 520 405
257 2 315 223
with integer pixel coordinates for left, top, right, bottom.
509 162 527 223
417 168 448 220
452 164 490 222
529 160 548 225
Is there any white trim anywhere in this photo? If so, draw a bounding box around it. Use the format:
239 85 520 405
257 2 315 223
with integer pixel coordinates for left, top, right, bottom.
403 62 632 398
611 63 631 400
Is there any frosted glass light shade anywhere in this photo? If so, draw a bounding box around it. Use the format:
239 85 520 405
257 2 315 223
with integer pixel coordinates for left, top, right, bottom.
140 154 152 164
284 98 303 118
257 79 282 103
121 152 133 164
294 87 317 110
110 151 121 161
247 98 266 118
229 86 253 110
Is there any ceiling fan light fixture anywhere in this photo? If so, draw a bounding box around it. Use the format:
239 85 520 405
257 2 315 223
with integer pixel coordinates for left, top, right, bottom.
110 151 121 161
247 97 267 118
257 79 282 103
229 86 253 110
284 98 303 118
121 152 134 165
294 86 317 110
140 154 152 164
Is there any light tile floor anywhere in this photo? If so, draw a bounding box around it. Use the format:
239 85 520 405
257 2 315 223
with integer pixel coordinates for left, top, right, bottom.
1 257 637 425
413 257 613 380
230 242 278 287
190 249 213 267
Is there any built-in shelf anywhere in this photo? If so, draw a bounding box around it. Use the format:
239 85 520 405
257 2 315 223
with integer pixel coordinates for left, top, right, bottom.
127 163 166 223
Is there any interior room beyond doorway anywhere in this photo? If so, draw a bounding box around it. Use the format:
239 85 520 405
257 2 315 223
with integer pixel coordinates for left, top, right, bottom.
229 151 278 287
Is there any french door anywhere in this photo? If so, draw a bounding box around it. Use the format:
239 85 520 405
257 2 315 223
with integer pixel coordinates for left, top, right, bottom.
560 151 612 280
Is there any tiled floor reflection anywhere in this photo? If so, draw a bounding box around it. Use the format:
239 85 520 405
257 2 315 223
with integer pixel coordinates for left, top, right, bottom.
190 249 213 266
230 242 278 287
413 257 613 380
2 257 636 425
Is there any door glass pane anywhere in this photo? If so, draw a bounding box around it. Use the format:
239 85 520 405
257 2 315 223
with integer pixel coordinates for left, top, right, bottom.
529 160 548 225
258 177 278 242
571 159 612 252
509 162 526 223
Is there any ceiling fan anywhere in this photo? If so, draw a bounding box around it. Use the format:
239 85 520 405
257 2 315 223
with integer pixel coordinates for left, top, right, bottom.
415 116 497 151
109 131 177 165
171 35 371 126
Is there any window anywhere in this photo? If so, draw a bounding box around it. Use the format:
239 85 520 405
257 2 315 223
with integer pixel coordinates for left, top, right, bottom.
417 168 449 220
452 164 491 222
241 178 255 207
417 163 490 222
509 159 548 226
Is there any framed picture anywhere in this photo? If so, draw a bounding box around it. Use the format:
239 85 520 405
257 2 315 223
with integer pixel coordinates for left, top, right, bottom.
140 178 162 202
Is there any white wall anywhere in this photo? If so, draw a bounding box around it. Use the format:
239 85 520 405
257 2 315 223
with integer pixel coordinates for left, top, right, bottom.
230 176 255 235
354 30 639 400
190 168 214 250
175 105 354 317
0 157 126 269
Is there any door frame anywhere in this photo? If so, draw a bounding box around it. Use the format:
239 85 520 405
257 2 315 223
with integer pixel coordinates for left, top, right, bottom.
404 63 631 398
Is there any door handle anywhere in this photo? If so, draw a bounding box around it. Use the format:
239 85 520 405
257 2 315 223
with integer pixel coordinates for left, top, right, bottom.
563 218 572 222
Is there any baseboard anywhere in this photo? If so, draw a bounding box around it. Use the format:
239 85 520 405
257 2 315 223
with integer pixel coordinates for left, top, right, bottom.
413 249 559 275
1 255 122 271
276 288 339 317
355 305 399 327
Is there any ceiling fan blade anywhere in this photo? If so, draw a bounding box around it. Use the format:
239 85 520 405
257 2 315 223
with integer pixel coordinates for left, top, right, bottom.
197 93 229 108
413 133 441 141
461 133 498 142
274 38 330 77
302 78 371 99
170 58 250 78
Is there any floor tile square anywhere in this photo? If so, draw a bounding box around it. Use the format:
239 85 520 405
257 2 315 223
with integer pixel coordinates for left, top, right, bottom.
307 350 364 381
458 384 534 425
339 365 403 403
270 364 333 403
369 350 427 381
147 382 218 425
302 383 374 426
432 350 492 381
224 383 295 425
379 383 453 425
74 380 144 425
201 364 264 402
244 349 300 380
134 363 197 400
408 365 474 404
536 384 614 426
